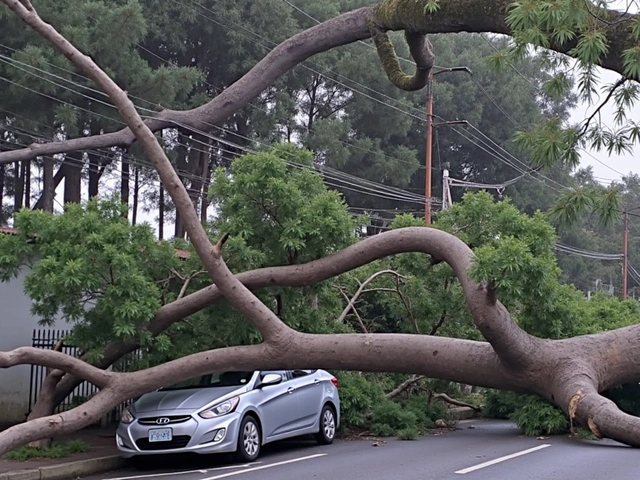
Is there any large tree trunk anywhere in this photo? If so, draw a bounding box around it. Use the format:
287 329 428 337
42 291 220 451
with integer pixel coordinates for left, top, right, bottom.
13 161 23 212
87 152 100 199
63 152 82 205
0 164 4 221
158 183 164 240
39 157 55 213
200 161 211 224
33 160 67 210
131 165 139 225
23 160 30 208
120 157 129 206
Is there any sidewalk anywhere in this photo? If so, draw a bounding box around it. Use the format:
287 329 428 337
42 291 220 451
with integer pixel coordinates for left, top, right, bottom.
0 427 126 480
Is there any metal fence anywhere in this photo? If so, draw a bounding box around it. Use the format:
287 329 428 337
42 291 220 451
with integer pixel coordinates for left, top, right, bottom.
29 329 142 424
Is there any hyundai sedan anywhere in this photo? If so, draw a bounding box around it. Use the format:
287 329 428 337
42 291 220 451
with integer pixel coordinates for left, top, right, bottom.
116 369 340 461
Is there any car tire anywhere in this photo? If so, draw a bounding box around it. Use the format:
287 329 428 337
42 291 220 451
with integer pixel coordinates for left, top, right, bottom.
236 415 261 462
314 404 336 445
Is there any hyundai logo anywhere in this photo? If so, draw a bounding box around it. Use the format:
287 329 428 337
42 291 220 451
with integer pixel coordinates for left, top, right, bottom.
156 417 170 425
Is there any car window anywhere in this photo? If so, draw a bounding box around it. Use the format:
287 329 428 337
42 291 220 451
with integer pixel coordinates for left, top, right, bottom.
259 370 290 382
160 371 254 390
291 369 316 378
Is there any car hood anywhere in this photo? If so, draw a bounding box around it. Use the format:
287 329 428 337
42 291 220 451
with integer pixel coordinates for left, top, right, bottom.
133 386 244 413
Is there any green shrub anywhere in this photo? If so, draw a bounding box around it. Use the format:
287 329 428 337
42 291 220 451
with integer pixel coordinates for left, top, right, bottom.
370 422 396 437
397 427 419 440
397 394 446 428
485 390 570 436
484 390 522 419
508 395 570 436
370 400 418 436
334 372 387 429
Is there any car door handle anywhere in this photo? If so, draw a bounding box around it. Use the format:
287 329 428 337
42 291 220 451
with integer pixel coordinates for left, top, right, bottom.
287 387 296 394
313 379 320 384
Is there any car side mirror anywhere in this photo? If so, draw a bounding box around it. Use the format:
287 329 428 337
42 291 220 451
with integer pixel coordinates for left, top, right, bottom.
258 373 282 388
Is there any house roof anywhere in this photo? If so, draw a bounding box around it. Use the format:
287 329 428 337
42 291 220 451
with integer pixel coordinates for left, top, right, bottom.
0 226 191 260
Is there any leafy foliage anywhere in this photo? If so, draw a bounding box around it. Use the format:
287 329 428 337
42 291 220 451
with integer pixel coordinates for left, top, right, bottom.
0 197 184 358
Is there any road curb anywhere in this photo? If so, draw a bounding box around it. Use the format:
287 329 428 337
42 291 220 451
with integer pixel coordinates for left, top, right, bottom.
0 455 125 480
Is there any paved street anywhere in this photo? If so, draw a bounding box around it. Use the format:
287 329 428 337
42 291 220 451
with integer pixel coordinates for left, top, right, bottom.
87 420 636 480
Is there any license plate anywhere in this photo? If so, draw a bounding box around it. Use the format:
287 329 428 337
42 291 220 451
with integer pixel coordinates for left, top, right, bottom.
148 428 172 442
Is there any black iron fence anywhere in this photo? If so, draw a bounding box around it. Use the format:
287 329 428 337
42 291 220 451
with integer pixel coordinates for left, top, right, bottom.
29 329 142 424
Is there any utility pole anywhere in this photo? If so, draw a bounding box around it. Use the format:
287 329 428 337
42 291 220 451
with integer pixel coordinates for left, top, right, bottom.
425 69 434 225
424 66 472 225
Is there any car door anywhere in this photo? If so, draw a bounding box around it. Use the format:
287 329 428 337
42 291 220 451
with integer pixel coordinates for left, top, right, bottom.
252 370 300 440
289 369 324 430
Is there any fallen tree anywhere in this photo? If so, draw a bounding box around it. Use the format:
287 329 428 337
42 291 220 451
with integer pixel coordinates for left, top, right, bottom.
0 0 639 452
22 0 638 425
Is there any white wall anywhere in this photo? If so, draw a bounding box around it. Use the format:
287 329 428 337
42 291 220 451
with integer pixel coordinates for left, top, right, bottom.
0 266 58 425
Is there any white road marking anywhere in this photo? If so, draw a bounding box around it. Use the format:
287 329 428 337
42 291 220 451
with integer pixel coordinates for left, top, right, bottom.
106 463 260 480
201 453 328 480
454 444 552 475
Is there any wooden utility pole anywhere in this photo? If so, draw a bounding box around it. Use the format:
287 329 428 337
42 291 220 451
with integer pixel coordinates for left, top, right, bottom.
424 66 472 225
425 70 434 225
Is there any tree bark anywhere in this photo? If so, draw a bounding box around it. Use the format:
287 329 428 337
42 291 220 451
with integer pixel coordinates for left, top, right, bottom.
13 161 23 212
0 165 4 221
120 157 129 206
33 160 67 210
23 160 30 208
158 183 164 240
40 157 54 212
131 165 139 225
0 164 5 220
63 152 82 205
87 152 100 199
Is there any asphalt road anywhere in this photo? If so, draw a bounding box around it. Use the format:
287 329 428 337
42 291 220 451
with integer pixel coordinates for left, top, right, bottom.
87 420 637 480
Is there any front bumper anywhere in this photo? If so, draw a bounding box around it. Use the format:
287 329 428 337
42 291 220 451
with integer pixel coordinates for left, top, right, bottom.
116 411 242 458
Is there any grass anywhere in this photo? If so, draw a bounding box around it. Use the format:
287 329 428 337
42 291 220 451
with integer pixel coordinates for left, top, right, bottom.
4 439 90 461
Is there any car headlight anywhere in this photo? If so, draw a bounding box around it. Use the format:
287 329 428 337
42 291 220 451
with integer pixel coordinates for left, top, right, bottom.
120 408 135 424
199 396 240 419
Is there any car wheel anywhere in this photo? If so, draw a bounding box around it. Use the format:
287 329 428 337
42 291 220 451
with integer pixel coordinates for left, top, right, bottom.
314 404 336 445
236 415 261 462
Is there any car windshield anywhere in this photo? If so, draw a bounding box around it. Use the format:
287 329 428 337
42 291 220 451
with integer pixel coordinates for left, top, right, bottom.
160 371 255 390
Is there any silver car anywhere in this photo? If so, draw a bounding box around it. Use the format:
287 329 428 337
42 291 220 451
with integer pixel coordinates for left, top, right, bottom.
116 369 340 461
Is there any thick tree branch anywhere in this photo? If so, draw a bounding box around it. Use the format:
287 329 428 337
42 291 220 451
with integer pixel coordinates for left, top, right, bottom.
0 6 374 165
0 334 515 453
49 226 543 408
0 347 113 388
